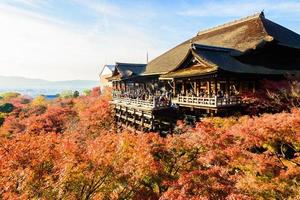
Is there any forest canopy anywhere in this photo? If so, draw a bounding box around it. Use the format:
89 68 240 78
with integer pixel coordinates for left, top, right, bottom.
0 85 299 199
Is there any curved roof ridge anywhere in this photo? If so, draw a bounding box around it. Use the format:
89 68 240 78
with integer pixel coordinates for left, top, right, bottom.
197 12 264 36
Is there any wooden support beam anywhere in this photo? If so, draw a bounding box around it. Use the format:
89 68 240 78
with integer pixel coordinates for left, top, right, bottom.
150 114 154 131
133 109 136 125
214 79 218 95
141 111 144 128
173 81 176 97
207 80 211 96
125 107 128 127
196 81 200 96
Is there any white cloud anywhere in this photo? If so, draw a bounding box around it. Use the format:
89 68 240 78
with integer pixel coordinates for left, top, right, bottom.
0 3 162 81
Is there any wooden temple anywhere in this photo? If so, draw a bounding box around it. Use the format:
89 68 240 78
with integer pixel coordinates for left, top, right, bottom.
107 12 300 132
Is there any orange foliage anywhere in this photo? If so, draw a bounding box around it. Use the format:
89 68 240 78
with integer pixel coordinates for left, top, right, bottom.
0 89 300 199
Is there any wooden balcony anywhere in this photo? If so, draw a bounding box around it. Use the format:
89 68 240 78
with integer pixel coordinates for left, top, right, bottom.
111 96 170 110
172 95 242 108
111 91 242 110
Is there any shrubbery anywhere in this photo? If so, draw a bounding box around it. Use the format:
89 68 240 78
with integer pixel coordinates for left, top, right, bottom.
0 103 14 113
0 92 20 101
0 87 299 199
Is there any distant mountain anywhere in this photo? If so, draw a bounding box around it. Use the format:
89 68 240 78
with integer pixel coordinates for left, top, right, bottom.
0 76 99 89
0 76 99 96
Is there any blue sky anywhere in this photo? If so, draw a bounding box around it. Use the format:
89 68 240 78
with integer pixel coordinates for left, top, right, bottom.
1 0 300 80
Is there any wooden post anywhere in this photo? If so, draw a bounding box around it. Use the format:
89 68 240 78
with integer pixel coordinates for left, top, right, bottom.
150 114 154 131
173 81 176 97
207 80 211 97
196 81 200 96
141 111 144 130
214 78 218 96
182 81 186 96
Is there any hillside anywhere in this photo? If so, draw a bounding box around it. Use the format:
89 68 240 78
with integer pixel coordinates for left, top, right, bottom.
0 76 99 89
0 92 299 199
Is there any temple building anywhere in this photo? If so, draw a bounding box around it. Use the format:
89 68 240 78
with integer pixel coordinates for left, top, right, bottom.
107 12 300 132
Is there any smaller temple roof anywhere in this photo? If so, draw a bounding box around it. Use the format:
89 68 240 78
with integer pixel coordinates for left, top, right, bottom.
100 64 116 76
161 44 300 79
107 62 146 81
105 65 116 72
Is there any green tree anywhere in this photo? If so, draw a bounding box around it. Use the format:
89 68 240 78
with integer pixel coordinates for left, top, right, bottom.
60 90 74 98
73 90 80 98
83 89 91 96
0 92 20 101
0 103 14 113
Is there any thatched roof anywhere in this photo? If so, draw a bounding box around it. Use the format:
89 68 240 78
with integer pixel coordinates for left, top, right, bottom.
161 44 300 79
107 62 146 81
144 12 300 75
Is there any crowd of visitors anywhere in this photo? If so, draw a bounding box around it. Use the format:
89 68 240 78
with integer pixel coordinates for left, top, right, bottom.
112 87 171 107
113 84 239 107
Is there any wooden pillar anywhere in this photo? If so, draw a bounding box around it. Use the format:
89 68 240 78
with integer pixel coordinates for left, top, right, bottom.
124 81 127 92
207 80 211 96
150 114 154 131
196 81 200 96
182 81 186 95
173 81 177 97
194 82 197 95
214 78 218 96
125 107 128 127
133 109 136 127
141 111 144 131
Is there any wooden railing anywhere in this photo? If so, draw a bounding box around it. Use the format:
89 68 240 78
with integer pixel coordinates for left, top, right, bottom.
177 96 217 107
176 95 242 108
112 92 242 109
112 96 170 109
115 97 155 108
216 96 242 107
